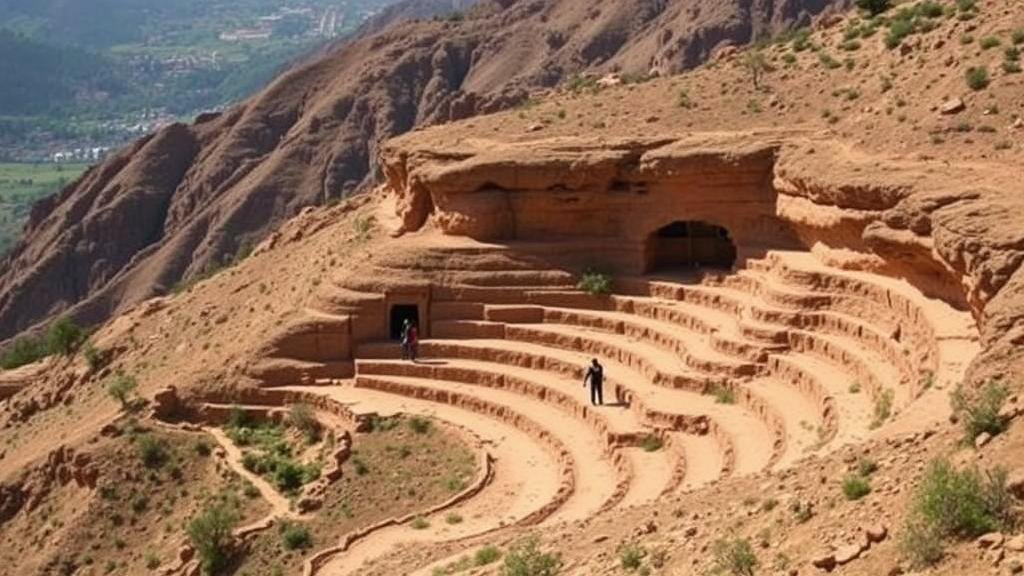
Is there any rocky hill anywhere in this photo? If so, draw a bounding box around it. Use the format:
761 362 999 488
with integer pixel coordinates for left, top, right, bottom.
0 0 851 344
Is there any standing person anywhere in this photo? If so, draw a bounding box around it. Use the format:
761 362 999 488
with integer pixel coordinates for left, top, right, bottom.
407 322 419 362
583 358 604 406
400 319 412 360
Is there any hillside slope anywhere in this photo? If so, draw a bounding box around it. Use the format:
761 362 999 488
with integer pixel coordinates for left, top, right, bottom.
0 0 850 343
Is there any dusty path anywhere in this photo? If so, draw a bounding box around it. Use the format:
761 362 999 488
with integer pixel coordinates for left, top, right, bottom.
204 426 298 521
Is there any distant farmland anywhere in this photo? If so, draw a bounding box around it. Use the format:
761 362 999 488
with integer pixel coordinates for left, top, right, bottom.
0 162 89 255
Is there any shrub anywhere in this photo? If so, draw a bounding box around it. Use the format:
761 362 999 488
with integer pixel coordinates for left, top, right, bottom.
1013 29 1024 45
280 522 312 550
965 66 990 90
288 403 320 442
577 270 612 295
979 36 1001 50
677 89 696 109
144 552 160 569
743 49 768 89
711 537 758 576
410 516 430 530
818 52 841 69
919 0 944 17
842 474 872 500
951 380 1010 443
501 536 562 576
106 371 138 409
226 405 249 429
0 335 47 369
885 18 915 49
408 416 433 435
791 28 813 52
857 458 879 477
1004 61 1022 74
640 435 663 452
711 384 736 404
273 460 306 492
870 388 894 429
791 500 814 523
187 502 239 575
476 545 502 566
353 457 370 476
445 512 463 524
619 543 646 570
856 0 890 16
46 317 85 356
901 459 1013 567
83 343 104 371
137 434 168 469
194 440 211 457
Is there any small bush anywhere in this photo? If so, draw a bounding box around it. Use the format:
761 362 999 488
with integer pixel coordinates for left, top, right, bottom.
1003 61 1022 74
711 384 736 404
848 382 861 394
476 545 502 566
445 512 463 524
842 474 872 500
501 536 562 576
791 28 813 52
818 52 841 69
280 522 312 550
979 36 1001 50
677 90 696 109
83 343 104 371
885 18 915 49
0 336 47 370
965 66 990 90
273 460 306 491
106 371 138 409
640 435 663 452
711 537 758 576
288 403 320 442
46 317 85 356
577 270 613 295
791 500 814 523
410 516 430 530
951 380 1010 443
1013 29 1024 45
857 458 879 477
901 459 1013 567
408 416 433 435
137 434 168 469
619 543 646 570
187 502 239 575
870 388 894 429
144 552 160 569
194 440 212 457
856 0 890 16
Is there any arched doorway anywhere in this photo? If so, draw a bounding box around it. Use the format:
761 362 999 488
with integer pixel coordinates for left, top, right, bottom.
646 220 737 272
389 305 420 340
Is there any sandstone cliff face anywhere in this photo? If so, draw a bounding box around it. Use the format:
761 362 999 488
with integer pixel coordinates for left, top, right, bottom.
0 0 849 343
377 132 1024 386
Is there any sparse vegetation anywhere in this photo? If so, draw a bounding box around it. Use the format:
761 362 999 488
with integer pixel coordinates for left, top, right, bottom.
229 418 321 493
619 542 646 570
353 214 377 242
409 416 433 435
677 89 696 109
445 512 463 524
965 66 990 90
47 317 85 356
856 0 890 17
502 536 561 576
979 36 1001 50
1013 29 1024 45
901 459 1013 567
710 384 736 405
711 536 758 576
842 474 872 500
279 522 312 550
951 380 1010 443
640 434 664 452
410 516 430 530
791 500 814 523
743 49 768 90
288 403 320 442
577 269 613 295
870 388 894 429
857 458 879 477
187 501 240 575
106 371 139 409
476 545 502 566
0 317 88 369
136 434 168 469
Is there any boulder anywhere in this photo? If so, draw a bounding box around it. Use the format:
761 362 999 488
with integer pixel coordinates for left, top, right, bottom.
940 98 966 115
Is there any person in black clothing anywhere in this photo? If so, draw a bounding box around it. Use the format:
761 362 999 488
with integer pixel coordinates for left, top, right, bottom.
583 358 604 406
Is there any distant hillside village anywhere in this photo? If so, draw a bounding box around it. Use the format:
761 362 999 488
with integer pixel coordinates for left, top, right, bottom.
220 5 350 42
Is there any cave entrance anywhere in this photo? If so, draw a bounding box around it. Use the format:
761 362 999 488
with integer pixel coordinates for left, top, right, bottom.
389 305 420 340
645 220 737 272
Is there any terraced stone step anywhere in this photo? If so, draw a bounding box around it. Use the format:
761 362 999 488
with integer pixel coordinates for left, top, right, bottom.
353 373 632 520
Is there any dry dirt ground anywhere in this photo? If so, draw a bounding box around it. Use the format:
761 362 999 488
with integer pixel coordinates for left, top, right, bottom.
1 1 1024 575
